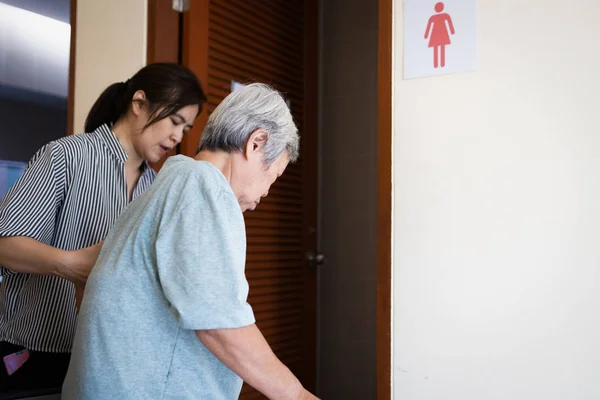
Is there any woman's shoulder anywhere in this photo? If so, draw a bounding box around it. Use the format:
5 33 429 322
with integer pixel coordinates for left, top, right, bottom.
36 130 112 169
162 156 226 185
50 131 104 153
154 156 230 199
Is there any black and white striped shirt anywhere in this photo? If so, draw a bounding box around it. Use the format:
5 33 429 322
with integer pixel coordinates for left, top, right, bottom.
0 124 156 352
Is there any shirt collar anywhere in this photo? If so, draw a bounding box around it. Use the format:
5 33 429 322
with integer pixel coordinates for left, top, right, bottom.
95 124 154 174
140 160 152 174
95 123 128 163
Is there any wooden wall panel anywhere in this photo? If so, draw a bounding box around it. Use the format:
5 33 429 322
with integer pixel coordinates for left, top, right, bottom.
182 1 318 397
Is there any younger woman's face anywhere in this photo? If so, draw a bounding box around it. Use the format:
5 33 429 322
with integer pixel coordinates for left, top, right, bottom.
134 105 199 163
129 91 199 163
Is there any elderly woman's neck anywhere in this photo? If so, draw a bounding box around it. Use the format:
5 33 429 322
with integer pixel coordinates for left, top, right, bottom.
194 150 233 183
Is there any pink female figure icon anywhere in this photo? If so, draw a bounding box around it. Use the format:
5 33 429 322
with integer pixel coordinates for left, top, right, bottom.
424 2 455 68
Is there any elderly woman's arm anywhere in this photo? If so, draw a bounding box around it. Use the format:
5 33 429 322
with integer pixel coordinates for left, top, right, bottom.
196 324 318 400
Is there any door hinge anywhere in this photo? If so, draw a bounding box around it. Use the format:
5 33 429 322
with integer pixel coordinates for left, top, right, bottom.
306 251 325 267
172 0 189 13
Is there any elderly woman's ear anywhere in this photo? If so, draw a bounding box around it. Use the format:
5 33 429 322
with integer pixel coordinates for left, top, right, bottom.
246 129 269 154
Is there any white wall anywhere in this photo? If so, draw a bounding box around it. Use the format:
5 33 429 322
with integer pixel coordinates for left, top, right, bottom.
393 1 600 399
73 0 147 133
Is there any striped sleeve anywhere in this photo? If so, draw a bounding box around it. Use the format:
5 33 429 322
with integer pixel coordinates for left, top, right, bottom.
0 142 66 276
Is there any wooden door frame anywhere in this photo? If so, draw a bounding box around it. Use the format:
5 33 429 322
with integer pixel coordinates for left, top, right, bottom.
377 0 393 398
180 0 208 158
147 0 392 398
147 0 181 65
146 0 394 397
146 0 183 171
67 0 77 136
146 0 393 398
303 0 319 392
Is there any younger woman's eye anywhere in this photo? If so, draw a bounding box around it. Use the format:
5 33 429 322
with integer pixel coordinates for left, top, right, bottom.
170 118 178 126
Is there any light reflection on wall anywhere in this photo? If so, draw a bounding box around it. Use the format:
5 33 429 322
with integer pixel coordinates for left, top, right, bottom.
0 2 70 98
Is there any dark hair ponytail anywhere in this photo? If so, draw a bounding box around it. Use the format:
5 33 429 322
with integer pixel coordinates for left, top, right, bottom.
84 63 207 133
84 81 129 132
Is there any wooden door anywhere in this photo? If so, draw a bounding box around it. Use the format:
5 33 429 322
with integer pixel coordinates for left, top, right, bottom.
180 1 318 397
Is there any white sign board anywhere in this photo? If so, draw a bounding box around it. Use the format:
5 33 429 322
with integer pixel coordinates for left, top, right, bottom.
403 0 477 80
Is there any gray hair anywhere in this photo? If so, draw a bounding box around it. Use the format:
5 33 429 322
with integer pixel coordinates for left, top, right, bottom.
197 83 299 164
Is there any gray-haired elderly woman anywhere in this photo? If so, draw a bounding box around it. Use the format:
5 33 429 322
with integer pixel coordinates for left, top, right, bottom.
62 83 318 400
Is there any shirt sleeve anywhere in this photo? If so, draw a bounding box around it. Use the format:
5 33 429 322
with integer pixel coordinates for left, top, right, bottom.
0 142 65 276
155 186 255 331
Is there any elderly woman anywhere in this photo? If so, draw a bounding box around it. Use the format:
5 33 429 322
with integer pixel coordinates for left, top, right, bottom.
61 83 318 400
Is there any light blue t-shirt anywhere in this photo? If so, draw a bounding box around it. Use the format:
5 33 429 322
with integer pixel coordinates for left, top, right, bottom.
62 155 255 399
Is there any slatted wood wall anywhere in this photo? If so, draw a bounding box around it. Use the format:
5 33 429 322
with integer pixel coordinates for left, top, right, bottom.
182 1 315 398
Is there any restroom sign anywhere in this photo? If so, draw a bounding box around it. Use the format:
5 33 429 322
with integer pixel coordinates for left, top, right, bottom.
403 0 477 80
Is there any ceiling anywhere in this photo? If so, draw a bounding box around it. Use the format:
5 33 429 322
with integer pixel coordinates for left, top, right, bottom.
0 1 71 100
0 0 70 23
